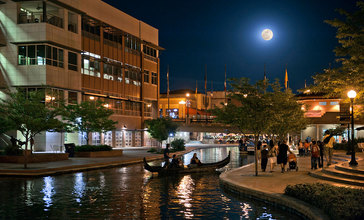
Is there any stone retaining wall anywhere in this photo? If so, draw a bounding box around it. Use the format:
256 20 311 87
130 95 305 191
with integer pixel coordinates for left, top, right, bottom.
0 153 69 163
74 150 123 158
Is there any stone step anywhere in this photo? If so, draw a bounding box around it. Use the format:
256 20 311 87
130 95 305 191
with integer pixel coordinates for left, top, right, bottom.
309 171 364 187
322 167 364 181
335 164 364 175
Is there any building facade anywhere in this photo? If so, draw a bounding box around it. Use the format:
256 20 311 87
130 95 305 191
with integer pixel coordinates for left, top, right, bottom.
297 93 364 142
0 0 161 150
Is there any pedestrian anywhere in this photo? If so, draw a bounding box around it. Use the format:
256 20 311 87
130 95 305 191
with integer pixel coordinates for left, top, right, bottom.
163 144 171 168
298 139 304 156
317 140 324 168
303 140 310 156
261 145 269 172
257 140 262 161
268 141 277 172
277 140 293 173
311 141 320 169
323 131 335 166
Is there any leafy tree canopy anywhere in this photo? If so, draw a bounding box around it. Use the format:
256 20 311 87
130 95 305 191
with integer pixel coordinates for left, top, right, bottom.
145 117 179 144
307 1 364 115
63 100 116 144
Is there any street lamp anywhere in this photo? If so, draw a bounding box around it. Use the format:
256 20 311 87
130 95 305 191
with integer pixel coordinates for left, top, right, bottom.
186 93 190 123
347 90 358 166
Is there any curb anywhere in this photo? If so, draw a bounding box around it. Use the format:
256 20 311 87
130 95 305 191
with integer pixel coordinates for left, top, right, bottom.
219 165 330 220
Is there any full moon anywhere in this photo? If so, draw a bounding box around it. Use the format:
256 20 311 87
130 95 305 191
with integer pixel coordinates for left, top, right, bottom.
262 29 273 41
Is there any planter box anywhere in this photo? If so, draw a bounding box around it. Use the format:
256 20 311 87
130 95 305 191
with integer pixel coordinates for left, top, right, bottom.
0 153 69 163
74 150 123 158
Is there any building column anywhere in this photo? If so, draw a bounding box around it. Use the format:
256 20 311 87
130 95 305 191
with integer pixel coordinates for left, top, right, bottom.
132 130 136 147
100 133 105 145
122 130 126 147
316 124 319 141
112 130 116 148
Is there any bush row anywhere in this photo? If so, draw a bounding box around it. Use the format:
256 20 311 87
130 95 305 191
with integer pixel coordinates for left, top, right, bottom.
74 145 112 152
284 183 364 220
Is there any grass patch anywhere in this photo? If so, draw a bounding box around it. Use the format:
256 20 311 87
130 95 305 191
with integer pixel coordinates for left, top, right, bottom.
284 183 364 220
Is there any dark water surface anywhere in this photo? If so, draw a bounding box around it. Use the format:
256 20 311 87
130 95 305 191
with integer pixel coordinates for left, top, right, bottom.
0 147 302 219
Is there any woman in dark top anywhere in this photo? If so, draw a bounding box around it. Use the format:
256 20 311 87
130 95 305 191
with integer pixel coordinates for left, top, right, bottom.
277 141 292 173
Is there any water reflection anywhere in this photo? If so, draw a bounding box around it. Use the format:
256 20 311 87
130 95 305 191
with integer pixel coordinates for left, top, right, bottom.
177 175 194 219
73 173 85 203
0 146 302 219
42 176 55 208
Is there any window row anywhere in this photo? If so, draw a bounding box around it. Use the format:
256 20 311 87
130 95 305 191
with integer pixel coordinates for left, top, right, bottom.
125 69 141 86
143 45 157 57
125 34 141 51
18 45 63 67
19 1 78 33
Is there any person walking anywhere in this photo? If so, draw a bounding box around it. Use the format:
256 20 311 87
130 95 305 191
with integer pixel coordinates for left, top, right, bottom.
323 131 335 166
277 140 293 173
261 145 269 172
310 141 320 169
268 140 277 172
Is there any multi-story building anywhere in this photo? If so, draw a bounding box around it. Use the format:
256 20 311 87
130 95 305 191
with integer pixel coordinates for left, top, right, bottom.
297 93 364 142
0 0 161 150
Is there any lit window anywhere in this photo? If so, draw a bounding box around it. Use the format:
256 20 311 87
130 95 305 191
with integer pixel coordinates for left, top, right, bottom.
319 102 326 105
330 101 339 105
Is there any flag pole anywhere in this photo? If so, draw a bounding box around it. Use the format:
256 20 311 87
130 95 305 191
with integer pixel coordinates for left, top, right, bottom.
167 65 170 117
224 64 227 105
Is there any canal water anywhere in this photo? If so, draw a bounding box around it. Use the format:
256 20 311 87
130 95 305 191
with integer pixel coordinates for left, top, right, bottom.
0 146 302 219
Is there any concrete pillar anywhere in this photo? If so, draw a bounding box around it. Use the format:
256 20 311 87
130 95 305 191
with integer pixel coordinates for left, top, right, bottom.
122 130 126 147
112 130 116 148
132 130 136 147
100 133 105 145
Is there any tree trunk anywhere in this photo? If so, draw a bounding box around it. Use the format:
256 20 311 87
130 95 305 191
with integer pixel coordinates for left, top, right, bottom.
254 134 259 176
24 132 28 169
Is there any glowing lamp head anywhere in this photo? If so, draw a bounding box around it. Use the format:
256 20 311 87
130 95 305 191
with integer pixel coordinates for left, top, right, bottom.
186 93 190 97
179 100 186 104
89 96 95 100
347 90 357 99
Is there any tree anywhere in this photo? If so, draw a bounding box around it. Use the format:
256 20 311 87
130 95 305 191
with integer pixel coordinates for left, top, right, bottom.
63 100 117 145
145 117 179 147
266 80 309 141
0 89 66 168
212 78 308 176
308 1 364 116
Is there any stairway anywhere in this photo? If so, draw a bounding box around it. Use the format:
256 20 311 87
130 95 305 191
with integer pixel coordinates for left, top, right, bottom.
309 154 364 187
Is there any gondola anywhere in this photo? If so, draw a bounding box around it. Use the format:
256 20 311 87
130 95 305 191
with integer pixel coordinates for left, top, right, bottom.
143 151 231 175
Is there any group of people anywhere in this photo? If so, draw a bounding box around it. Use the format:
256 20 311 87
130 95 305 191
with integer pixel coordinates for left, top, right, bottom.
163 144 202 169
259 139 294 173
297 131 336 168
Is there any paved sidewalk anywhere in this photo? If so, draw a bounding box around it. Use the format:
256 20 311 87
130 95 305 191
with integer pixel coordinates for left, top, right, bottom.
220 151 364 220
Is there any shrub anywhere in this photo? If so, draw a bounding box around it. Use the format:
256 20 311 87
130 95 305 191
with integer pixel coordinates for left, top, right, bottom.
74 145 112 152
4 145 23 156
285 183 364 220
171 138 185 151
147 147 158 153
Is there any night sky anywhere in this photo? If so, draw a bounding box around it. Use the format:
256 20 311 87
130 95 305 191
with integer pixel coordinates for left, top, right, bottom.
103 0 359 93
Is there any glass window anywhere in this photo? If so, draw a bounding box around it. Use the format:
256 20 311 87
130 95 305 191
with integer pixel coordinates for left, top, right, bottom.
319 102 327 106
68 91 78 104
144 71 149 83
151 72 158 85
58 49 64 68
68 52 78 71
28 45 36 65
46 45 52 65
330 101 339 105
52 47 58 66
18 46 26 65
68 12 78 33
37 45 45 65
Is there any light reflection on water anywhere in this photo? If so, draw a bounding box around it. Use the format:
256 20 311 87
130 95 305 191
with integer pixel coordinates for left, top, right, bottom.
0 146 302 219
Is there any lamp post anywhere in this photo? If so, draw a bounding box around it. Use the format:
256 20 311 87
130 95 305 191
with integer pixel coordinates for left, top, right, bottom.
186 93 190 123
347 90 358 166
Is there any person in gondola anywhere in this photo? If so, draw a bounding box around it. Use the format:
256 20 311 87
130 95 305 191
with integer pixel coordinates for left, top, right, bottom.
189 153 202 167
163 144 171 168
169 154 181 168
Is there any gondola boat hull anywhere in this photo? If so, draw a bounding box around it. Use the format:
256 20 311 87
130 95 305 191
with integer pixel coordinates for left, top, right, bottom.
143 152 231 175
